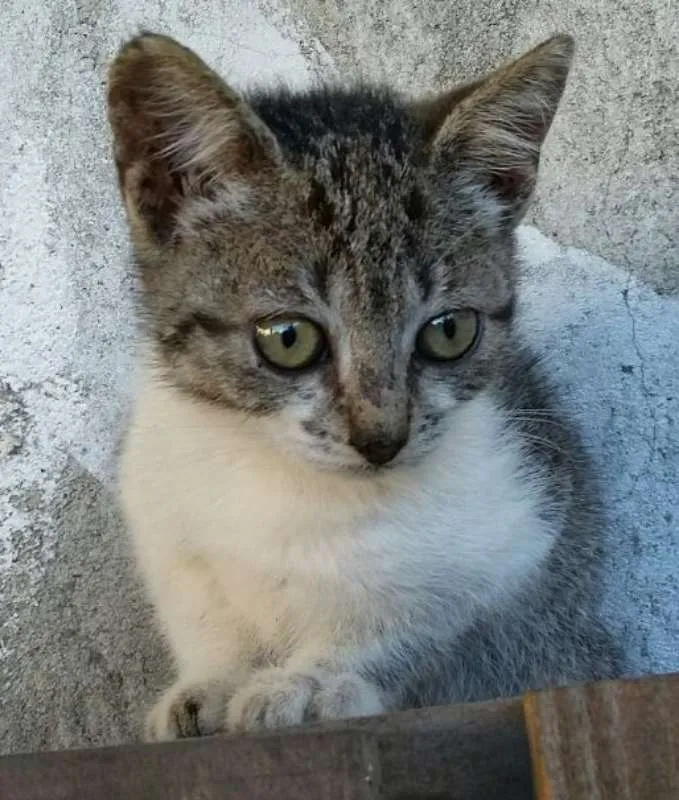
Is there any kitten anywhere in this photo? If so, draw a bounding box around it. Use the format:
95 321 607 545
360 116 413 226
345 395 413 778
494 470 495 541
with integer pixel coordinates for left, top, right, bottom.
108 32 621 741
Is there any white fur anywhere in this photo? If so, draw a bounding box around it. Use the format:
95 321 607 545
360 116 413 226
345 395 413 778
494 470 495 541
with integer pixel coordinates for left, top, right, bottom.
120 362 559 737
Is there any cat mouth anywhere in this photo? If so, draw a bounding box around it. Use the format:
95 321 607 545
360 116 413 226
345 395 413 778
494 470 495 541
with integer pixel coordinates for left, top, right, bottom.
335 451 413 475
303 451 401 475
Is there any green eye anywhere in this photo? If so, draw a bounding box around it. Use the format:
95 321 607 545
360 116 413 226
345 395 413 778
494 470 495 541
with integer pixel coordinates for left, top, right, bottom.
416 310 480 361
254 318 326 370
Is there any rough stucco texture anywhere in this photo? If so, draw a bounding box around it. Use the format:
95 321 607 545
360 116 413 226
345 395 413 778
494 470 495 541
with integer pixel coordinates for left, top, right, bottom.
0 0 677 756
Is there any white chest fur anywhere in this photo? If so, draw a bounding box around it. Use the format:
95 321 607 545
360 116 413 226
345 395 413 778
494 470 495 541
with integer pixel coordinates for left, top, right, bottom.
120 370 558 660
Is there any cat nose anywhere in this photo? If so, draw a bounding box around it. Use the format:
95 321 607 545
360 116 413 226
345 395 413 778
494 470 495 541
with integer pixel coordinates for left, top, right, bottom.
348 430 408 465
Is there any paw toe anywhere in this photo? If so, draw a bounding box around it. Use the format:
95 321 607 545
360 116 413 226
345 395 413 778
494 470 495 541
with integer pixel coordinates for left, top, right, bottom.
145 681 230 742
227 671 319 732
312 674 384 720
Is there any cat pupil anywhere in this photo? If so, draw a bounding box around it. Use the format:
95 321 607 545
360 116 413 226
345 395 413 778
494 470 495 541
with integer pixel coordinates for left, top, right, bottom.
281 325 297 349
443 317 456 339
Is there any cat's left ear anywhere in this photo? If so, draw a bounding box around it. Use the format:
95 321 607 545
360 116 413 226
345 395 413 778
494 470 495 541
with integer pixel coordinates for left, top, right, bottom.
416 35 574 227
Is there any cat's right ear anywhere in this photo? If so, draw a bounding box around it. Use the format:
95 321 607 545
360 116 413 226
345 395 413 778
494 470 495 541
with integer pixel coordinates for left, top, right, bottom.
107 34 281 246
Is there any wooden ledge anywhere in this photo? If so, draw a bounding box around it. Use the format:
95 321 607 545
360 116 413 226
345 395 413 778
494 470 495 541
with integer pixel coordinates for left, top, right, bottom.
1 673 677 799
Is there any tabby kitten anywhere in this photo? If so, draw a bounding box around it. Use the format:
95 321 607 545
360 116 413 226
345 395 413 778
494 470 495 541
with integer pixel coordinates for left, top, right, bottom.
108 32 620 740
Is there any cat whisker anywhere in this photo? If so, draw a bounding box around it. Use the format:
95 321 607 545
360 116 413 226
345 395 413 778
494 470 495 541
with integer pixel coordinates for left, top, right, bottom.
505 414 571 431
518 433 569 458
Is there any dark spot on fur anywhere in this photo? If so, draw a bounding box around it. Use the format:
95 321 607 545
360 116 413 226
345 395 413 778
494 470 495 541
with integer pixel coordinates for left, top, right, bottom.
161 313 233 352
403 228 419 259
405 188 425 221
192 313 232 335
489 295 516 322
366 231 381 254
329 158 344 185
380 161 393 183
312 259 329 301
330 234 344 259
302 419 328 439
160 317 196 351
298 389 316 402
345 208 357 235
307 179 334 228
418 412 442 433
185 700 200 721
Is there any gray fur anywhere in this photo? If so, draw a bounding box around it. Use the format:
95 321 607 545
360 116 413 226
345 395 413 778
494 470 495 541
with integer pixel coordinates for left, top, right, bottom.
370 351 623 706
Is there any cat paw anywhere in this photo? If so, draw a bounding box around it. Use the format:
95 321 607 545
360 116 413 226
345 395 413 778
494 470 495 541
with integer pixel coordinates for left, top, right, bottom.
226 668 384 732
145 679 233 742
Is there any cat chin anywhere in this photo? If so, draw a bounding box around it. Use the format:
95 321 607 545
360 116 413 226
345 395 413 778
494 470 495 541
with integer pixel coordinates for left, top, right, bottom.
290 450 379 474
271 438 383 473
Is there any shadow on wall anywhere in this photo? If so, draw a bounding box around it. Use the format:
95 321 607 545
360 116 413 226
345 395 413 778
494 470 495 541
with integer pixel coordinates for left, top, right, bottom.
0 461 168 754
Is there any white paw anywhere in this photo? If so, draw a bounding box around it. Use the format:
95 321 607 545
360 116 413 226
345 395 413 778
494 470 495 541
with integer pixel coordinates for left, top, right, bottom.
145 678 235 742
227 668 384 732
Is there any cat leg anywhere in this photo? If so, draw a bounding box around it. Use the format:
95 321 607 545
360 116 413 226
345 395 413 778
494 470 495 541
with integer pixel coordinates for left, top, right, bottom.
139 550 256 741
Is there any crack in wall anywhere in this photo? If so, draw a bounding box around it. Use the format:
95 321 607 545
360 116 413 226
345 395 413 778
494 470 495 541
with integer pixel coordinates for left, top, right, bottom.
622 274 659 489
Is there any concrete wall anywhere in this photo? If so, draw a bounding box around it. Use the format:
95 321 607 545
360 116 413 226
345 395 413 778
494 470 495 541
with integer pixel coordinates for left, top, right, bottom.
0 0 676 755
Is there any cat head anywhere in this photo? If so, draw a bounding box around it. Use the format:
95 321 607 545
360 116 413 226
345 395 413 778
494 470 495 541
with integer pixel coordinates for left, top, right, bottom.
108 33 573 470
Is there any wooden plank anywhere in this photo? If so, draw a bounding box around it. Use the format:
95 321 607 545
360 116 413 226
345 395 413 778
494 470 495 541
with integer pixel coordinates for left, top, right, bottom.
524 672 679 800
0 697 531 800
5 674 679 799
0 729 380 800
322 698 533 799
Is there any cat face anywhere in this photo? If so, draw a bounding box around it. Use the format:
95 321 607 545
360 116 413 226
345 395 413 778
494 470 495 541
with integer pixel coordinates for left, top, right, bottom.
108 34 572 470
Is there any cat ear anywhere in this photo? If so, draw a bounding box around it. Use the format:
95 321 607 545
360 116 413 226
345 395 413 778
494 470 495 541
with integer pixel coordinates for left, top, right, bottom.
419 35 574 227
107 34 281 245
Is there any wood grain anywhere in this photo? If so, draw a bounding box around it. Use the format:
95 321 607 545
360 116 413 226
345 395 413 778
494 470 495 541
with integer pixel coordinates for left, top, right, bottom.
524 673 679 800
4 674 679 800
340 699 533 799
0 698 532 800
0 729 380 800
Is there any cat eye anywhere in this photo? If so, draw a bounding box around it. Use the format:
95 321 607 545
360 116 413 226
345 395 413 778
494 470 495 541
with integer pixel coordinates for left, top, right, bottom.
254 318 326 370
416 310 480 361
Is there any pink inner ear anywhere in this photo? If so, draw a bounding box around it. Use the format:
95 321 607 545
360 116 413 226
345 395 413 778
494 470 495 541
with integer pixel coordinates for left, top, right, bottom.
109 59 281 244
414 78 486 145
486 160 537 206
126 162 185 244
423 36 572 208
